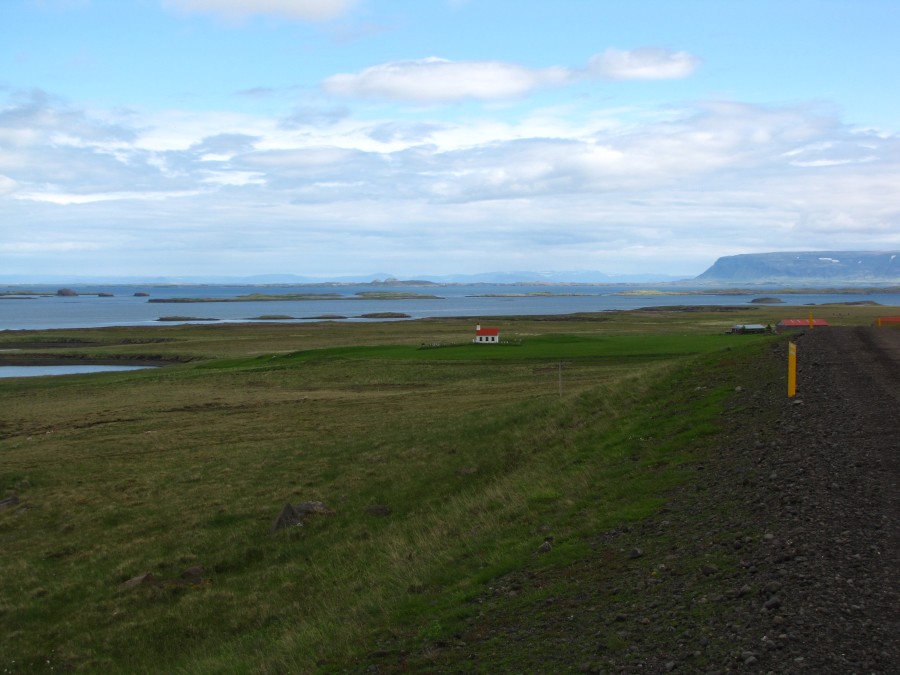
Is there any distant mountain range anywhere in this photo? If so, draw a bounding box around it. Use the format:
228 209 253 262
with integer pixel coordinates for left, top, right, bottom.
2 251 898 286
0 271 688 285
400 271 686 284
695 251 899 284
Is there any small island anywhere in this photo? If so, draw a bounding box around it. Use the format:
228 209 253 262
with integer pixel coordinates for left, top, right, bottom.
356 312 411 319
148 291 441 303
469 292 594 298
355 291 442 300
156 316 219 322
149 293 343 303
615 289 713 297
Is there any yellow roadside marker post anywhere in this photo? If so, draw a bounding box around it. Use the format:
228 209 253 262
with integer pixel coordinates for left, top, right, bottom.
788 341 797 397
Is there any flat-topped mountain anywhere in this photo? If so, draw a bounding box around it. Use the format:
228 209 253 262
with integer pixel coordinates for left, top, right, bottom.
695 251 899 284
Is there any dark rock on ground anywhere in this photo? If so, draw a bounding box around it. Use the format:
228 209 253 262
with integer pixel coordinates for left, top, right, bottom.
181 565 206 581
119 573 157 591
0 495 19 510
272 501 335 532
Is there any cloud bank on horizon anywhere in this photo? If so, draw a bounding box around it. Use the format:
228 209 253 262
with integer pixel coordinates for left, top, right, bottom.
1 0 899 279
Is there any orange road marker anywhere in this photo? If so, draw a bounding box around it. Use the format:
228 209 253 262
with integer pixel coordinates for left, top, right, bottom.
788 341 797 397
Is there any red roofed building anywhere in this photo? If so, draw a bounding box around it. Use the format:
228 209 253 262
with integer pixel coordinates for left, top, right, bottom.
473 323 500 344
776 318 830 332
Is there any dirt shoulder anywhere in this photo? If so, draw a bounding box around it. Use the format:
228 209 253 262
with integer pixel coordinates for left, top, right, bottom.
359 327 900 673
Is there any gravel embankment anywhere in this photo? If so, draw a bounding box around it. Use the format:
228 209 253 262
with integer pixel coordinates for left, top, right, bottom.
591 325 900 674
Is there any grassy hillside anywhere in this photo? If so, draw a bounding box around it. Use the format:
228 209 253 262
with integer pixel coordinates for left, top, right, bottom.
0 307 892 672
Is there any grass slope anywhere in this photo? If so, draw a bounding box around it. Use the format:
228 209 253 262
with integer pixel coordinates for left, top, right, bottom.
1 308 891 673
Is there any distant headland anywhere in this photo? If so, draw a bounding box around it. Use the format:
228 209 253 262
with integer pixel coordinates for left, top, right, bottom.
1 250 898 287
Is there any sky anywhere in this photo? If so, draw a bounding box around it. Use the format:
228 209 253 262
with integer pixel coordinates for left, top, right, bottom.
2 0 900 280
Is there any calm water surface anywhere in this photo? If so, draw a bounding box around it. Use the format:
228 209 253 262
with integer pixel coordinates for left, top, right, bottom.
0 365 155 378
2 284 898 331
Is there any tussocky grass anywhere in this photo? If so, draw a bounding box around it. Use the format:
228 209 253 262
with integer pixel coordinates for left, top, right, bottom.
0 307 890 673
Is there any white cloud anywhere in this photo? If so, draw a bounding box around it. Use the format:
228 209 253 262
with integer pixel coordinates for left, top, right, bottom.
0 240 103 253
162 0 356 21
781 137 881 167
589 47 702 80
789 157 876 167
322 49 702 103
200 170 266 186
323 57 572 102
14 190 202 205
2 85 899 277
0 174 17 195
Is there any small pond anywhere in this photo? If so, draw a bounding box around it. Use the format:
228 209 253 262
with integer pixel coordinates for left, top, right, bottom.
0 365 155 378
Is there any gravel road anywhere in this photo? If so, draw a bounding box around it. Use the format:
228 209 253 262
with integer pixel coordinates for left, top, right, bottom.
360 326 900 673
647 325 900 674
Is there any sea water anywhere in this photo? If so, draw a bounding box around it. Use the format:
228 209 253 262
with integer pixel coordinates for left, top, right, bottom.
0 365 155 378
1 284 898 331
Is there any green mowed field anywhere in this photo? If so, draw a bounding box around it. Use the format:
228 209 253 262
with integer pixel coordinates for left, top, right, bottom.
0 308 892 673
